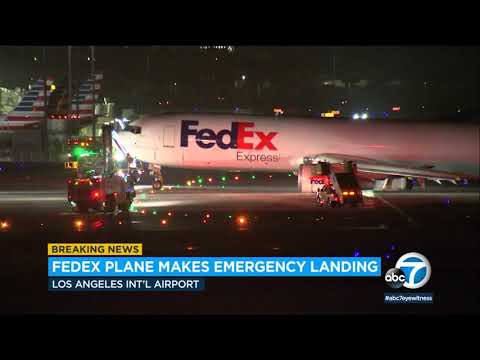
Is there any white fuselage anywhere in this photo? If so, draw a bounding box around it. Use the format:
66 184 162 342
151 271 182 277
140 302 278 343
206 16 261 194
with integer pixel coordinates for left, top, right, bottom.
115 114 479 177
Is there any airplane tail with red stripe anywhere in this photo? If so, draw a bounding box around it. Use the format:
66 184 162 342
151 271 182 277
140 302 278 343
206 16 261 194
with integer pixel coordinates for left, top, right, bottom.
47 73 103 120
0 78 54 130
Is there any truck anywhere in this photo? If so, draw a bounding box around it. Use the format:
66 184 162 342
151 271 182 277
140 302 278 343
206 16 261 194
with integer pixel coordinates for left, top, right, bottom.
66 125 136 213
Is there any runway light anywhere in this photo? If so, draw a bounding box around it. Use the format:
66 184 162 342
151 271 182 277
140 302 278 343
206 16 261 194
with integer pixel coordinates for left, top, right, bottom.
236 215 248 226
186 245 196 251
0 220 11 231
74 219 85 231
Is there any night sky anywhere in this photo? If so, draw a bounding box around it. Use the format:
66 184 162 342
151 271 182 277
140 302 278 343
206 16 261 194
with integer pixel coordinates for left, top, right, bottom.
0 46 478 117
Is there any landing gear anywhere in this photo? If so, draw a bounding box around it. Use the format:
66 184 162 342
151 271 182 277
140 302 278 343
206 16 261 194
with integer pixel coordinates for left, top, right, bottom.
151 165 163 191
153 179 162 190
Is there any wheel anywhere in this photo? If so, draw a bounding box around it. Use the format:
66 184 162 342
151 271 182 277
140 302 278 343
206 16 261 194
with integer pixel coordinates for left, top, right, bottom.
152 180 162 190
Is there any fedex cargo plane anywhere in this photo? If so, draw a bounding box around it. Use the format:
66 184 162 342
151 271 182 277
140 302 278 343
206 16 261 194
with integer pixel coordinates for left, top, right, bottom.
114 113 479 189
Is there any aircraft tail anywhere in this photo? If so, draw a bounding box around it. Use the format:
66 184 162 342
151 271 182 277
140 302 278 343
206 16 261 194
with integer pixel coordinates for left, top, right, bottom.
0 78 54 129
48 73 103 120
73 73 103 119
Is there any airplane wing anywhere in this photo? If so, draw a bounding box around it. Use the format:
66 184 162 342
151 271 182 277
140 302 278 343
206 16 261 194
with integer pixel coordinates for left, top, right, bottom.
306 153 476 183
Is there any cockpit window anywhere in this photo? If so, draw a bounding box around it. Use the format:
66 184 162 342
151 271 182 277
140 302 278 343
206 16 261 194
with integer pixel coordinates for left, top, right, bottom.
127 125 142 134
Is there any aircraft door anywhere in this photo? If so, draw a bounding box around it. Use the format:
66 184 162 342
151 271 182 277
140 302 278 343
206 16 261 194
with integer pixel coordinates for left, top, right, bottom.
163 126 175 148
154 124 181 167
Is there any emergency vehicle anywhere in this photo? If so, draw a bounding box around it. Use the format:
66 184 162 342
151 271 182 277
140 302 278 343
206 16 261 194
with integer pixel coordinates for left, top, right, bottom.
66 125 136 213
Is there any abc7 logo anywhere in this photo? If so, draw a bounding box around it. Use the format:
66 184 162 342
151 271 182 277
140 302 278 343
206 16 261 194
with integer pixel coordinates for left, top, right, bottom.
385 252 431 289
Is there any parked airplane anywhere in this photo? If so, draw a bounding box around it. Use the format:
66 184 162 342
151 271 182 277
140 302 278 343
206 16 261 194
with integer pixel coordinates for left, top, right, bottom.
0 78 53 130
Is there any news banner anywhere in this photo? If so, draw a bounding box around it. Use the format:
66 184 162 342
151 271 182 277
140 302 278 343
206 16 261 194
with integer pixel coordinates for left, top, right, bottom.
47 243 381 291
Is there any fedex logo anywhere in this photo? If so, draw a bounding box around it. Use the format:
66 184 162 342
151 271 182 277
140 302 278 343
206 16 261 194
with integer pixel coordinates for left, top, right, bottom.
180 120 278 151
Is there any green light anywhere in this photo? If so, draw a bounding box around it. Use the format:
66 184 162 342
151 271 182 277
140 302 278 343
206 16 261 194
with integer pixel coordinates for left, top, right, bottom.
288 173 292 177
153 211 157 215
251 175 256 180
71 146 83 158
71 146 97 158
221 176 227 182
198 178 203 184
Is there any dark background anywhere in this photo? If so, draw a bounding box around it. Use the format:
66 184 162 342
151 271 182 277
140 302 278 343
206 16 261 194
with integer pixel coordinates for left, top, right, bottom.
0 46 478 119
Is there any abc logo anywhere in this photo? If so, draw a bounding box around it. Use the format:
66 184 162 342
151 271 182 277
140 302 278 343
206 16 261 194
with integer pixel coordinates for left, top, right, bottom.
396 252 431 289
385 268 406 289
